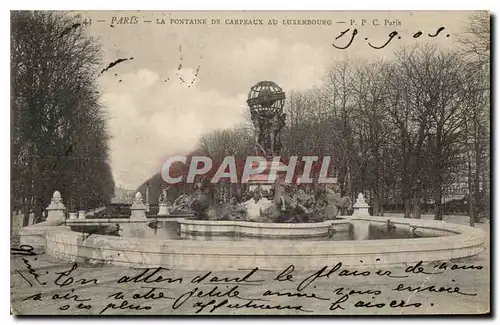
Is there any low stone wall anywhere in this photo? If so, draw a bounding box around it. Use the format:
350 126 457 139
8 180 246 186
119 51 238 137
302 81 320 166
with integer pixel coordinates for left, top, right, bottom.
19 222 71 250
41 216 486 271
178 219 351 239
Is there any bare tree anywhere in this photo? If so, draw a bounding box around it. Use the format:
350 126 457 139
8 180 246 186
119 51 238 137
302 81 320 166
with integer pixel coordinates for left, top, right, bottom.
11 11 114 223
350 60 391 215
321 58 356 196
456 11 490 225
457 11 490 68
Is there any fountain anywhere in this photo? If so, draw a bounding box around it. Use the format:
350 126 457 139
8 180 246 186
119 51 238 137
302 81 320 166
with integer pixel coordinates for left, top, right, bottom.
15 188 484 271
168 81 351 224
18 81 487 271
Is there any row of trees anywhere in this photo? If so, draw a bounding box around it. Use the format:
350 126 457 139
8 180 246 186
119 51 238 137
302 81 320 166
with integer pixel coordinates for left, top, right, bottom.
11 11 115 224
194 13 490 222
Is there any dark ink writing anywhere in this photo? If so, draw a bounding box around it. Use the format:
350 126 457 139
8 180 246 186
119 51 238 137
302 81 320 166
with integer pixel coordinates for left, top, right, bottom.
297 263 375 291
23 293 42 301
108 291 125 300
434 262 483 271
333 27 449 50
132 287 174 300
11 245 37 256
263 289 329 301
22 257 47 285
191 268 263 284
99 300 151 315
330 294 349 311
368 31 399 49
54 263 98 287
428 26 445 37
333 287 382 296
375 269 409 278
393 283 477 296
117 267 182 285
52 289 91 302
192 299 312 314
405 261 443 275
274 264 295 282
173 285 260 310
332 28 358 49
297 263 342 291
355 300 422 309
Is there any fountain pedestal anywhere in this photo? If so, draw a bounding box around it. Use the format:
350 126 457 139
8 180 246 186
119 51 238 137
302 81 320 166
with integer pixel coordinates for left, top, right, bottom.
352 193 370 218
46 191 66 226
130 192 147 220
248 159 286 193
157 203 171 216
78 210 86 220
351 193 371 240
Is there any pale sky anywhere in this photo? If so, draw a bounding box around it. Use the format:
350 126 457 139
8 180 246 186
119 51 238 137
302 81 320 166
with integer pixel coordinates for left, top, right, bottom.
78 10 477 189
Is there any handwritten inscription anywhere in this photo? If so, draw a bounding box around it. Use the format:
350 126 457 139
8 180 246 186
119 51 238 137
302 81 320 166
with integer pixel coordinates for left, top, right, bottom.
54 263 99 288
11 248 484 315
11 245 37 256
332 26 450 50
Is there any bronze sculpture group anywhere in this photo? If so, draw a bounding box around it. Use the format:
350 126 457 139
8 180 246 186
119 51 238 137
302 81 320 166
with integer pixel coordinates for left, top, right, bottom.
168 178 352 223
251 109 286 156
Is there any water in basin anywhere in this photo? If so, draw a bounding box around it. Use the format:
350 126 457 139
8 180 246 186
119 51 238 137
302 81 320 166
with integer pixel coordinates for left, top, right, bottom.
69 220 438 241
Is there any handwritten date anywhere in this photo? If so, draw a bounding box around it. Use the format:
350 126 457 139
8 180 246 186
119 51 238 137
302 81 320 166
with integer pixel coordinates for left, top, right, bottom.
332 26 449 50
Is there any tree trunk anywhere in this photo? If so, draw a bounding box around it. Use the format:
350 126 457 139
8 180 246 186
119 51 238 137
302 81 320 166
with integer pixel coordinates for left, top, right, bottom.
372 193 380 216
404 197 411 218
467 144 475 227
21 195 30 227
413 191 422 219
473 122 481 223
380 189 385 216
433 188 443 220
433 128 444 221
468 195 475 227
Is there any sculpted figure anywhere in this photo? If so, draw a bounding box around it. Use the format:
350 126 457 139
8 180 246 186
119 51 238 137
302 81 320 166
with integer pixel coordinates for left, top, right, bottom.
171 194 193 213
270 112 286 155
251 110 267 156
190 182 214 220
213 199 247 221
323 184 352 220
159 185 170 203
272 178 298 222
294 189 313 222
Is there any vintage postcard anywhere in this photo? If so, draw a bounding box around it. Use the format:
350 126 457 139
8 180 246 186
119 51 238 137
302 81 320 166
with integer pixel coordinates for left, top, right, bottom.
10 10 491 315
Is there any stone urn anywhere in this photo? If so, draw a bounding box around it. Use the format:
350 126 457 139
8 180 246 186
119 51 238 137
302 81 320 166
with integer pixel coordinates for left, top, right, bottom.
45 191 66 226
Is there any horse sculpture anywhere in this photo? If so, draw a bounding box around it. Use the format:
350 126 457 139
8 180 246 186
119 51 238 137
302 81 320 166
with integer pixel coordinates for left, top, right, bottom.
189 182 214 220
170 194 193 214
269 178 314 222
322 185 352 220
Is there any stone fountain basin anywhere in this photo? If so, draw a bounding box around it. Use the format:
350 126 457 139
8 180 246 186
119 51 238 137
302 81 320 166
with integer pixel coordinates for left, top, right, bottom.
178 219 351 238
20 216 486 271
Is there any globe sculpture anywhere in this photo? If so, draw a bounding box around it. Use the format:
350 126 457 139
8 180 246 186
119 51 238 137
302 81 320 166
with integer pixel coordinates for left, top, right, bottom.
245 81 287 196
246 81 286 157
